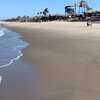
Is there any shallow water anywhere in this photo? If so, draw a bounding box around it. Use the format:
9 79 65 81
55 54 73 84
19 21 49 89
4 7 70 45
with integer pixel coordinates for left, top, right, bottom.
0 28 28 68
0 28 28 84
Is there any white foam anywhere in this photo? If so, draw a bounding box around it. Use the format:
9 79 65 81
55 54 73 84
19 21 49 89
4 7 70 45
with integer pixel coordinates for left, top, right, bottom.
0 43 29 68
0 76 2 84
0 30 5 37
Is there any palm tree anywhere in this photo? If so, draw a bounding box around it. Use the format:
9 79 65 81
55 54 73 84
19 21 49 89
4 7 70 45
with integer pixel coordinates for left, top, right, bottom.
40 12 42 16
43 8 49 16
40 12 42 14
37 12 40 16
17 16 21 19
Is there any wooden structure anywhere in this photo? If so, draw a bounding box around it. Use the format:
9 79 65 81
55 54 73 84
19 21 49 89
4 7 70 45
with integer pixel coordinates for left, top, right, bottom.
65 0 93 15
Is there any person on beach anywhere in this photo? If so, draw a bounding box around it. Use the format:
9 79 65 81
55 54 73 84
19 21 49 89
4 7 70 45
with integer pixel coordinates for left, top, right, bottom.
87 17 92 27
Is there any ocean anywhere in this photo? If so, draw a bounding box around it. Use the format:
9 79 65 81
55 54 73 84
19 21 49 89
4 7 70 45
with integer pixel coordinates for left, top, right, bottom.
0 28 28 84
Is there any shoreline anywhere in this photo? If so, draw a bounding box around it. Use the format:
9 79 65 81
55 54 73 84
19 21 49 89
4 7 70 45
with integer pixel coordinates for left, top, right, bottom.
1 21 100 100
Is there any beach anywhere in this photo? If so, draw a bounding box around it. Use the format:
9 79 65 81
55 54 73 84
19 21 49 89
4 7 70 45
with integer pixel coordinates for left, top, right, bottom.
1 21 100 100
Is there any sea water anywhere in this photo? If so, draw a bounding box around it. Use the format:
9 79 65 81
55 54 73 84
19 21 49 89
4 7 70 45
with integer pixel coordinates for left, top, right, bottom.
0 28 28 84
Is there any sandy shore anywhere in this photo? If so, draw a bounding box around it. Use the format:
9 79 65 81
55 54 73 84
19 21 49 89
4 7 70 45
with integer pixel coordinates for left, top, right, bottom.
1 21 100 100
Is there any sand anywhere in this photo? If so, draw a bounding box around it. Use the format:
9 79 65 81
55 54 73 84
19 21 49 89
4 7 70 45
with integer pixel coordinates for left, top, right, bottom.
1 21 100 100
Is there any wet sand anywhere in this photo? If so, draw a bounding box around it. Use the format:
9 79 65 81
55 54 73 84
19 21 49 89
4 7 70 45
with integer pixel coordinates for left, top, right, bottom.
1 21 100 100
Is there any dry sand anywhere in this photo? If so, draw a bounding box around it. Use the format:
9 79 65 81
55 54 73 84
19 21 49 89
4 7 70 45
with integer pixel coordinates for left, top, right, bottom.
1 21 100 100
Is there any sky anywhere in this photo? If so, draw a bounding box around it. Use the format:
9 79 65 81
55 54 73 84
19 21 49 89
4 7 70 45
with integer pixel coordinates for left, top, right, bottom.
0 0 100 19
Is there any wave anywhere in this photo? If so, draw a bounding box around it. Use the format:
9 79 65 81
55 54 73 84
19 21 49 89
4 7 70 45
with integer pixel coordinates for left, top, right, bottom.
0 44 28 68
0 30 5 37
0 76 2 84
0 28 29 68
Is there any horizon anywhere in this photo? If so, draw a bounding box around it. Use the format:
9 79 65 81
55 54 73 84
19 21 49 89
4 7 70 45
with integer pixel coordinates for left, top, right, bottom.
0 0 100 19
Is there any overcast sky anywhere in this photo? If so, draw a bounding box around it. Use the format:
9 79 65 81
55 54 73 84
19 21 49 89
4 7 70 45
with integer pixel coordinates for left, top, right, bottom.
0 0 99 19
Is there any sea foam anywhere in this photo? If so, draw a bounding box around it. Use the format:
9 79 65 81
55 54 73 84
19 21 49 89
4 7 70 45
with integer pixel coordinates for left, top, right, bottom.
0 30 5 37
0 76 2 84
